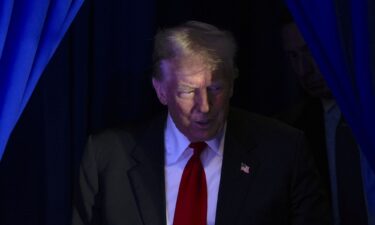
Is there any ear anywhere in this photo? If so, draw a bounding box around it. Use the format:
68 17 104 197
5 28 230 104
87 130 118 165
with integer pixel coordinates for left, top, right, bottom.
229 85 234 98
228 77 235 98
152 78 168 105
228 67 237 98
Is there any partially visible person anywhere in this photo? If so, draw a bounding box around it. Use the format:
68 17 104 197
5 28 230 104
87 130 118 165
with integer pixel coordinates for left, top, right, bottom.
281 21 333 198
72 20 331 225
281 15 371 225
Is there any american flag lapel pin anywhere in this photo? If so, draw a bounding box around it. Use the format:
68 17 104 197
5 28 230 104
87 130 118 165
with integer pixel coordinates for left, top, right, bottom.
240 162 250 174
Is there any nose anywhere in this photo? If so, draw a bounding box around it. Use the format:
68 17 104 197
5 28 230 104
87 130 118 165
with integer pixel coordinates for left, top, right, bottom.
296 54 315 77
195 89 210 113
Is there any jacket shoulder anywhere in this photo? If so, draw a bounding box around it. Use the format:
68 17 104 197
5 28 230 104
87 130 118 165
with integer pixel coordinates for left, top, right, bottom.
228 107 303 137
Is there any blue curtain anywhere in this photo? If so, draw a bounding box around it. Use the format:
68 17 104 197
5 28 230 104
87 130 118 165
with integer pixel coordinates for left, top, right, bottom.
0 0 84 160
285 0 375 172
285 0 375 222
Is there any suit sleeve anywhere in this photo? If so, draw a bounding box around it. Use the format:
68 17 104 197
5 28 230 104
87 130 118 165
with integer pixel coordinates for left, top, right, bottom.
72 135 101 225
290 133 332 225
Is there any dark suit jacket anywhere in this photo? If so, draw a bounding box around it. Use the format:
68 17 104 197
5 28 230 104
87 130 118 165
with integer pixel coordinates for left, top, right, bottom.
276 98 331 197
277 98 368 225
72 108 331 225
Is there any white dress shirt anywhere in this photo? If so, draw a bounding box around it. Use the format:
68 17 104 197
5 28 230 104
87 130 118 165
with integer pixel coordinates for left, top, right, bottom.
322 99 375 225
322 99 341 225
164 114 226 225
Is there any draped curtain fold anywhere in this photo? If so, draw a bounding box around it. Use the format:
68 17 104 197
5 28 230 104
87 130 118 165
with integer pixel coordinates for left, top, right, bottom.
285 0 375 172
0 0 84 160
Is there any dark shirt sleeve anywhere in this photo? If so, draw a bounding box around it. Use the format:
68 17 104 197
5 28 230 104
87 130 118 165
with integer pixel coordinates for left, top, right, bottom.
72 135 101 225
290 133 332 225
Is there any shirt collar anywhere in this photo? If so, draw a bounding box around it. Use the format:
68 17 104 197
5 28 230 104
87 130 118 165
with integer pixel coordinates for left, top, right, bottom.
321 98 341 122
321 98 337 113
164 113 225 165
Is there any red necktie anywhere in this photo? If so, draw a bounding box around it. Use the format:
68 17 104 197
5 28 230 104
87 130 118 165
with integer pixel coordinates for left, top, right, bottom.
173 142 207 225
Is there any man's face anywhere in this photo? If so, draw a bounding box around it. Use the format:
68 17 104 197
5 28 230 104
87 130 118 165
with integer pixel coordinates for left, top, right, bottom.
282 23 332 99
153 55 233 142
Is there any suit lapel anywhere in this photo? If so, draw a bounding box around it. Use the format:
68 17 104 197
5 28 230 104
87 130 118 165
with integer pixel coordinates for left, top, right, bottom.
125 109 260 225
127 114 167 225
215 110 259 225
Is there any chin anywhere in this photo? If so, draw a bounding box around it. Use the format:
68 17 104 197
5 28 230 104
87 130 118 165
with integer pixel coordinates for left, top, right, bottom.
197 131 219 142
187 132 211 142
310 90 333 99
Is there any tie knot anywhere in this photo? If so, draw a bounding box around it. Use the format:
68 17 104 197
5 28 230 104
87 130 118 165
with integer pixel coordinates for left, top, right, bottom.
189 142 207 156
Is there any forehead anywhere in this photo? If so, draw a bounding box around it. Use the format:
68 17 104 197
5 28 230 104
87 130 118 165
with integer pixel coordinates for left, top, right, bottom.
161 55 227 81
282 23 306 50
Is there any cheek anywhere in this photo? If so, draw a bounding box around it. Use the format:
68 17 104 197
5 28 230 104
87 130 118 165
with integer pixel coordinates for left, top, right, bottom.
172 97 195 116
212 92 231 108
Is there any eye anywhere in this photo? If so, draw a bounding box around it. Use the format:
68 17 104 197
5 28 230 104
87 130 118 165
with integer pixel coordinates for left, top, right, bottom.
287 51 298 59
177 89 194 98
208 85 223 93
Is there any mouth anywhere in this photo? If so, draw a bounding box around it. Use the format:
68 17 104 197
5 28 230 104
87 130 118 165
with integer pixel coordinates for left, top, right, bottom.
194 119 213 129
306 80 327 90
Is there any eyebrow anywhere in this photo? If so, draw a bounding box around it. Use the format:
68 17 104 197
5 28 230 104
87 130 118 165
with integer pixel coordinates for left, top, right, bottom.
177 84 196 90
293 44 310 52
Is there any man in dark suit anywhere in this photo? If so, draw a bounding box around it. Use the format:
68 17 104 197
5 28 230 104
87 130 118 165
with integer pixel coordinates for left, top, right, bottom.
72 21 330 225
281 19 369 225
280 20 333 201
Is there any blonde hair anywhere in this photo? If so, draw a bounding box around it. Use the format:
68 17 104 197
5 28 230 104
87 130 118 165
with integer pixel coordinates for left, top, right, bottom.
152 21 238 80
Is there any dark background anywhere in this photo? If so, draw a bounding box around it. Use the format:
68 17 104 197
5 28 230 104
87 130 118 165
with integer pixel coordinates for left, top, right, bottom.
0 0 303 224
